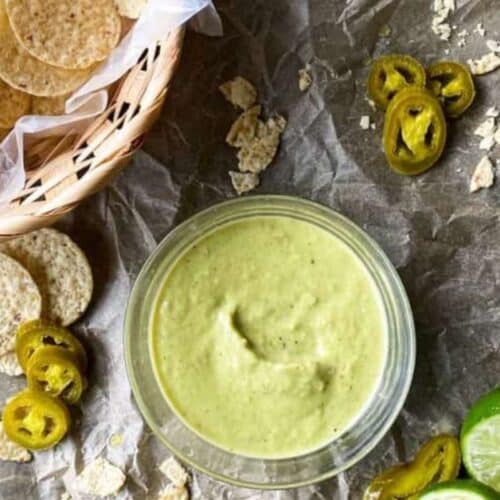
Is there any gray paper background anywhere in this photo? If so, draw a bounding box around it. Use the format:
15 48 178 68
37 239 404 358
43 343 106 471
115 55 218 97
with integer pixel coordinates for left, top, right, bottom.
1 0 500 498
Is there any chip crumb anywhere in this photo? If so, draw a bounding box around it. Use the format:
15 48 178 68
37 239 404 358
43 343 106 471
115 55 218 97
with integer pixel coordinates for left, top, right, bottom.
0 422 32 463
486 40 500 53
470 156 495 192
298 66 313 92
475 23 486 37
60 493 71 500
468 53 500 75
360 115 371 130
365 97 376 110
378 24 391 37
109 433 123 447
494 127 500 146
479 135 496 152
159 457 189 487
229 171 260 195
219 77 257 111
370 122 376 130
158 484 189 500
76 457 126 497
474 117 496 138
431 0 455 41
485 106 499 118
237 115 287 174
0 351 22 376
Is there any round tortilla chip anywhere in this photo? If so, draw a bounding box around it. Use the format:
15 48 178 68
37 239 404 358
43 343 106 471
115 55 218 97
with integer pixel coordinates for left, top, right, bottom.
114 0 147 19
0 229 93 326
0 79 30 128
32 95 68 116
0 1 93 97
0 252 41 355
6 0 121 70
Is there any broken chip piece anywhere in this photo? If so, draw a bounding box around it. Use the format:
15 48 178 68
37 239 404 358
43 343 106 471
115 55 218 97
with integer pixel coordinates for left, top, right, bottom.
219 77 257 111
76 457 126 497
470 156 495 192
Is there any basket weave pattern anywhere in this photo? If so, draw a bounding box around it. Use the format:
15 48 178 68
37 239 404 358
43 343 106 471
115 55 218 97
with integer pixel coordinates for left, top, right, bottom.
0 27 185 241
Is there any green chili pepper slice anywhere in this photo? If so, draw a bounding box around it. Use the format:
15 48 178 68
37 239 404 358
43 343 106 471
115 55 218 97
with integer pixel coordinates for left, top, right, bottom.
368 55 427 110
363 435 461 500
2 389 71 450
428 61 476 118
16 325 87 372
26 346 87 405
383 87 447 175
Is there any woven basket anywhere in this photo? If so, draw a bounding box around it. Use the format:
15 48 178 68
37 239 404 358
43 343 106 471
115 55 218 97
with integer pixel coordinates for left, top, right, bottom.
0 27 185 241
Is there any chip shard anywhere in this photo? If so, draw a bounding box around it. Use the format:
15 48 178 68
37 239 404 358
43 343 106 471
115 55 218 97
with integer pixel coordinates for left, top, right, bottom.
470 156 495 193
158 484 189 500
76 457 126 497
159 457 189 487
219 77 257 111
468 53 500 75
229 171 260 195
298 66 313 92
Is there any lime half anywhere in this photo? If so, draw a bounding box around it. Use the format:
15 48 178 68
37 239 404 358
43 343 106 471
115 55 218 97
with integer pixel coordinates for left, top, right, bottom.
461 387 500 493
419 479 500 499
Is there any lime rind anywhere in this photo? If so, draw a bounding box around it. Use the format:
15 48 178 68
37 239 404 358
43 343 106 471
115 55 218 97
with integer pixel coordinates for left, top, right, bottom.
461 388 500 492
419 479 500 500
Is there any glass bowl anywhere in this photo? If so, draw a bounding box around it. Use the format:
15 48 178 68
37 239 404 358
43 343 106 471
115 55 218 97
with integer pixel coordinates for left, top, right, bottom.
124 195 415 489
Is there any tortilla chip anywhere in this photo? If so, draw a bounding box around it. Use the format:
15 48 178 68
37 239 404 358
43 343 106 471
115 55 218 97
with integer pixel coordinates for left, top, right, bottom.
0 252 41 355
0 79 30 128
32 95 68 116
0 229 93 326
6 0 121 70
114 0 147 19
0 0 93 96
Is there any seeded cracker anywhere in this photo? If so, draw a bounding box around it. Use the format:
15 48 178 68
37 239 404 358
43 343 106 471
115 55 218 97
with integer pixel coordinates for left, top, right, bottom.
0 229 93 326
114 0 147 19
76 457 126 497
0 0 92 97
5 0 121 70
0 423 32 463
32 95 68 116
0 252 41 355
0 79 30 128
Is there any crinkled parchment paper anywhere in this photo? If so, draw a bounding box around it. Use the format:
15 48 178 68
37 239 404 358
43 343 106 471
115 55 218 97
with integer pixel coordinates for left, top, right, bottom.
1 0 500 498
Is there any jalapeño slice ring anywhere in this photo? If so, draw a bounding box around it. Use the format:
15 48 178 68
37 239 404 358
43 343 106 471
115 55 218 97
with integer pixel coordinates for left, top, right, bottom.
2 389 71 450
428 61 476 118
368 54 427 110
26 346 87 405
383 87 447 176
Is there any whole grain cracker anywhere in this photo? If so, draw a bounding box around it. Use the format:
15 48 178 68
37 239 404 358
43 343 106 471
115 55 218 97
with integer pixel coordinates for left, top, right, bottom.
0 79 30 128
0 252 41 355
0 229 93 326
0 423 32 462
6 0 121 70
0 351 22 376
0 1 93 97
32 95 68 116
114 0 147 19
76 457 126 497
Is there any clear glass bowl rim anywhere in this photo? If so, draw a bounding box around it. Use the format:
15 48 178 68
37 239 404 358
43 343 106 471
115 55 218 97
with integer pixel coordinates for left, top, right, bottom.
124 195 416 490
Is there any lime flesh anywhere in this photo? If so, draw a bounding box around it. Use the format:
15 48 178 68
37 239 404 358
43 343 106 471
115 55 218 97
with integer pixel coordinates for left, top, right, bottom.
461 388 500 493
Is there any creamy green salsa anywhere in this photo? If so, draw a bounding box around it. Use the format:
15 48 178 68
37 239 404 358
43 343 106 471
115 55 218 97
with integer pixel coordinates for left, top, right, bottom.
150 216 387 459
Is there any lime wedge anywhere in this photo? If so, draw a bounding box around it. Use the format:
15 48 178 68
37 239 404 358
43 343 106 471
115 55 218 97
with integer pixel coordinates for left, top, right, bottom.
419 479 500 499
461 387 500 492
